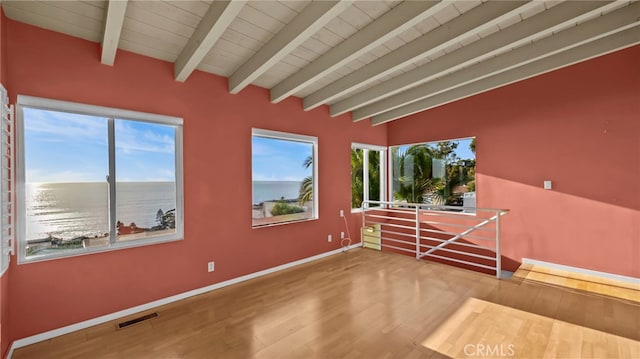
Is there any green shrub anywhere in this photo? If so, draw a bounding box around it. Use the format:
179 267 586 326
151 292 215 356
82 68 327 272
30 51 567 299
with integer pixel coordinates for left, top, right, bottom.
271 199 304 216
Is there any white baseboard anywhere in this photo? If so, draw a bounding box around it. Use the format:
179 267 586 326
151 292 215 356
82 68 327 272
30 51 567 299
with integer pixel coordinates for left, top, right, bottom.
522 258 640 285
7 243 363 358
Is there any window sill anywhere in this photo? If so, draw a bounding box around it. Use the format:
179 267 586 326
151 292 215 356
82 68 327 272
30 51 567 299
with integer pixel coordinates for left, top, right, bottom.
18 233 183 265
252 217 318 229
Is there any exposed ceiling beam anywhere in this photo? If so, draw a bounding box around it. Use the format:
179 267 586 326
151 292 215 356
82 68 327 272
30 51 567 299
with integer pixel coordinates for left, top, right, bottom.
269 0 450 104
371 25 640 126
332 1 616 118
229 1 353 94
175 1 245 82
355 2 640 121
302 0 532 111
100 0 128 66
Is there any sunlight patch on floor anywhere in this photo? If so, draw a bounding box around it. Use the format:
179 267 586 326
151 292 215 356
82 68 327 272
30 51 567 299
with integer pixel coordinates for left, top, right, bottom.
420 297 640 358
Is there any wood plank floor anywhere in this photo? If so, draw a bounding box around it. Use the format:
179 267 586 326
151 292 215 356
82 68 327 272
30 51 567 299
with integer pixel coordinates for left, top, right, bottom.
13 249 640 358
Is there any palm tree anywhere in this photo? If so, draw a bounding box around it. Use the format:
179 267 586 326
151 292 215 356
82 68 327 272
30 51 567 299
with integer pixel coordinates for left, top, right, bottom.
392 144 444 204
298 155 313 206
351 148 382 208
351 149 364 208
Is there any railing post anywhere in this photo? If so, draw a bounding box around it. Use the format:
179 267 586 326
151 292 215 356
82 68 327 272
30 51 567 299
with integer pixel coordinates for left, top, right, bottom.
495 211 502 279
415 206 420 260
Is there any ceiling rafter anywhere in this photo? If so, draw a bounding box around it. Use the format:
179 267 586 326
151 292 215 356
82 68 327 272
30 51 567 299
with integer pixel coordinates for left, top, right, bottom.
174 0 246 82
332 1 615 119
269 0 450 104
100 0 128 66
356 2 640 121
302 0 533 111
2 1 636 126
229 1 353 94
371 25 640 125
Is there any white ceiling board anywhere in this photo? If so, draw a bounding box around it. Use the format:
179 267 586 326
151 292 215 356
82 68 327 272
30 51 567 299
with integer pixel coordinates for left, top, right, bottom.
249 1 301 22
51 1 105 21
169 1 212 17
304 1 532 111
229 1 353 94
337 5 374 30
329 1 615 116
1 0 632 125
130 1 203 28
352 0 395 19
118 38 179 63
371 25 640 125
3 1 104 42
174 1 245 81
355 4 640 121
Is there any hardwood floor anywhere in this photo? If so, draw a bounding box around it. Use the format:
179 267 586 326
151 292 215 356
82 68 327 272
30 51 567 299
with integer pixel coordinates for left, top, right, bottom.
13 249 640 358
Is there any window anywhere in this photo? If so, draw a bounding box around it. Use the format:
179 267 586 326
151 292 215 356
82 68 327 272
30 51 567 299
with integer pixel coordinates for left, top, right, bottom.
390 137 476 212
252 129 317 227
17 96 183 263
351 143 386 210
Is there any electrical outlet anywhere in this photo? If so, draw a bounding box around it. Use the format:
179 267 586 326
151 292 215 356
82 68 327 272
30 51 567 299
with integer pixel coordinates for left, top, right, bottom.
340 210 344 217
207 261 215 272
341 231 345 239
328 234 332 242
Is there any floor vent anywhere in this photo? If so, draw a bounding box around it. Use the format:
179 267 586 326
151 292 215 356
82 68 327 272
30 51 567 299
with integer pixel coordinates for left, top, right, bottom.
117 312 159 329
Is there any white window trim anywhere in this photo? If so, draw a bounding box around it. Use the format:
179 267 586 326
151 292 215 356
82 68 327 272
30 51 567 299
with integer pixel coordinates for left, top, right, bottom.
351 143 387 213
16 95 184 264
252 128 318 228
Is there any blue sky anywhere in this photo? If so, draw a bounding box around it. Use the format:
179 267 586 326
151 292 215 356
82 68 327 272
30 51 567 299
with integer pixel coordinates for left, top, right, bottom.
24 108 176 183
395 138 475 161
251 137 474 182
252 136 312 181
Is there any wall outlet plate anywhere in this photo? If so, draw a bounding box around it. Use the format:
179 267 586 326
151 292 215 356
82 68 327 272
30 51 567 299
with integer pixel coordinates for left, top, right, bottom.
207 261 215 272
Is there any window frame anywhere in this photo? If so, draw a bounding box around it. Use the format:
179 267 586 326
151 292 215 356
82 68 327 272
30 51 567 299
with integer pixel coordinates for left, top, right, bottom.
251 128 319 228
351 142 386 213
16 95 184 264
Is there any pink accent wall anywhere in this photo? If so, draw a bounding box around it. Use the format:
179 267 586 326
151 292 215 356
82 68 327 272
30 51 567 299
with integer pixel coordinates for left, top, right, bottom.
388 45 640 278
4 19 386 342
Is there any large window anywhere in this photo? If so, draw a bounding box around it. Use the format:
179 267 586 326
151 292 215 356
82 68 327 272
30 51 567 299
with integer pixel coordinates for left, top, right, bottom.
351 143 386 210
391 137 476 212
17 96 183 263
252 129 317 227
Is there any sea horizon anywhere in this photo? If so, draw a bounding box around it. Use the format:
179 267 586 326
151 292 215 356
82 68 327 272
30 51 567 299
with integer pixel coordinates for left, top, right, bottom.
252 180 303 204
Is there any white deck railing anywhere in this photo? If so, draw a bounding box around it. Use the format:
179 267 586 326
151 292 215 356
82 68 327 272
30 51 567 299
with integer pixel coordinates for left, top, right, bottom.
361 200 509 279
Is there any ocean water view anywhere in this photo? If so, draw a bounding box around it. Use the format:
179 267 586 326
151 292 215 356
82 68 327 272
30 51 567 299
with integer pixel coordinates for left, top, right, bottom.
26 182 176 241
252 180 302 204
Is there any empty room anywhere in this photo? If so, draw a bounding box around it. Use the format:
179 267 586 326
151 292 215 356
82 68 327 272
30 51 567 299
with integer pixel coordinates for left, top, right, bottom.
0 0 638 358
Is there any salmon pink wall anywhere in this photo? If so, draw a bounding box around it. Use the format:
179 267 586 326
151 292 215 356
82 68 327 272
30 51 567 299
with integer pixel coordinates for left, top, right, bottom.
5 19 386 342
388 45 640 278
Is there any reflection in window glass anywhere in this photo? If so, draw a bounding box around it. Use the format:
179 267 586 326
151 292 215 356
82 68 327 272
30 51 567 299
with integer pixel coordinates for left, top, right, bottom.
391 138 476 212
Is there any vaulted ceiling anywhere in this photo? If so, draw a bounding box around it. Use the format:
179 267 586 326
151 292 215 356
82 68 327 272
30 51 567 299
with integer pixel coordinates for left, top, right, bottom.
2 1 639 125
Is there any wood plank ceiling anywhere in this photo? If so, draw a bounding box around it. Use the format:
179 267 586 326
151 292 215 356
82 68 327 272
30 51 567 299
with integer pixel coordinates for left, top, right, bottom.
2 0 639 125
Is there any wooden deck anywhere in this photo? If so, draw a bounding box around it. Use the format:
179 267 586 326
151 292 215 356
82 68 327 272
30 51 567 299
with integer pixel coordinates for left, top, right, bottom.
13 248 640 358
